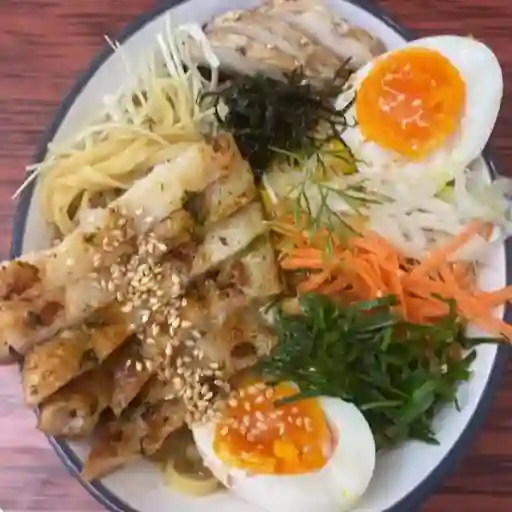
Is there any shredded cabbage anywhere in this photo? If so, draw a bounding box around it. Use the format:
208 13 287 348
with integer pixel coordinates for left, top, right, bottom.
13 16 220 235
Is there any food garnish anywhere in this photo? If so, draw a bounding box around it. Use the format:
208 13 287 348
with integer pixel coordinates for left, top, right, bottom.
202 66 353 182
260 294 480 449
278 223 512 339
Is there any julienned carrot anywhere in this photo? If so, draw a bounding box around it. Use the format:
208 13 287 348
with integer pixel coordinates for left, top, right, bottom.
409 221 485 279
277 222 512 342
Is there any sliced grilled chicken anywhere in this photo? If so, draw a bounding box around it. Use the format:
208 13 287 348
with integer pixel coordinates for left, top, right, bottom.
262 0 386 68
0 137 258 362
191 201 267 277
197 308 278 374
22 305 130 406
206 10 345 83
1 141 228 302
85 304 131 361
81 409 147 481
200 0 385 84
81 398 187 480
22 329 95 406
141 399 189 456
37 365 113 438
108 337 162 416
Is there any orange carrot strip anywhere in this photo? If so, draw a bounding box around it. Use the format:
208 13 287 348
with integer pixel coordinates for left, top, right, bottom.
477 286 512 307
298 268 333 293
318 275 351 295
280 257 326 270
410 221 484 279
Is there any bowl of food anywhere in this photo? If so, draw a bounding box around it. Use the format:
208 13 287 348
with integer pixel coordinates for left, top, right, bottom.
5 0 511 511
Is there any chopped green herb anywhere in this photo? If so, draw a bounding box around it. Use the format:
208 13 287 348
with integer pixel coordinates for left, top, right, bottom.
260 293 485 449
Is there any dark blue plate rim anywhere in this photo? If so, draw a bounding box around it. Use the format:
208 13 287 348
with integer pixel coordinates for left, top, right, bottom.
9 0 510 511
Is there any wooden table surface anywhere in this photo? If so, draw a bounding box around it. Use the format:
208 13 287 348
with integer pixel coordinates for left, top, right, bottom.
0 0 511 510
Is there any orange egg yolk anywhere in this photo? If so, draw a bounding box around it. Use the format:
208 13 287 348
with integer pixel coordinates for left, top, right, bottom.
355 47 466 160
213 382 333 475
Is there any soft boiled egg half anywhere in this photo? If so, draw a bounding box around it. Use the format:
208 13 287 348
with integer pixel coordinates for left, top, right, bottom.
192 382 376 512
336 35 503 177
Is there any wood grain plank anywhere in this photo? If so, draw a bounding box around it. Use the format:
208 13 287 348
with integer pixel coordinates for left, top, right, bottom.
0 0 511 510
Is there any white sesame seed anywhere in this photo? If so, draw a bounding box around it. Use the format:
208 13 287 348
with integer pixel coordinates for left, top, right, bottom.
243 415 251 426
265 388 274 399
255 395 265 404
228 398 238 408
256 421 268 431
255 411 265 421
220 426 229 436
244 402 252 412
295 417 303 427
135 361 143 372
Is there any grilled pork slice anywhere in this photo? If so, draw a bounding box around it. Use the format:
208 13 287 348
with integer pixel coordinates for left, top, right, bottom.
21 304 130 406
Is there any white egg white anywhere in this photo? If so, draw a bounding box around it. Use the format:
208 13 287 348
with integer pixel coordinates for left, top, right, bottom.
192 397 376 512
335 35 503 177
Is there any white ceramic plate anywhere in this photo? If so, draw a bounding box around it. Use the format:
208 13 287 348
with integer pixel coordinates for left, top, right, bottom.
11 0 510 511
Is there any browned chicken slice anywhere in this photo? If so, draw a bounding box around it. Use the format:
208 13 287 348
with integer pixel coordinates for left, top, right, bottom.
138 307 277 405
217 236 282 301
200 0 385 86
81 398 187 480
140 399 188 455
22 329 95 406
0 260 40 300
81 409 146 481
22 305 131 406
1 139 232 304
198 308 278 374
37 365 113 438
85 304 131 361
0 136 257 363
109 336 164 416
